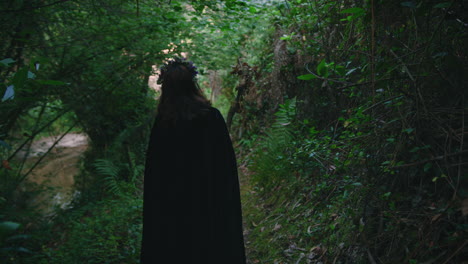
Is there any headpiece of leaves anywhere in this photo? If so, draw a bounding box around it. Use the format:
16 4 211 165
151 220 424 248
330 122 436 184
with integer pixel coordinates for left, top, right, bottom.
157 57 198 84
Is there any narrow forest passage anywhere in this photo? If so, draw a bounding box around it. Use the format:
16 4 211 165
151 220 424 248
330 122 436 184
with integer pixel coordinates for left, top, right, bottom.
1 0 466 263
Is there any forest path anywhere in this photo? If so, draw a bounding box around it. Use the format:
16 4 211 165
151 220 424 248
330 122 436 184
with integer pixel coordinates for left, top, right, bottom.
16 133 89 216
238 162 255 264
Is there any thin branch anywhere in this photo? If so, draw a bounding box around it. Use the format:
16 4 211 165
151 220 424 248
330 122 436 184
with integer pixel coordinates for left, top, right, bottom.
16 102 48 178
453 108 465 199
390 150 468 170
362 96 404 113
6 109 71 162
304 63 352 85
441 240 468 264
389 49 415 82
17 121 78 185
370 0 376 103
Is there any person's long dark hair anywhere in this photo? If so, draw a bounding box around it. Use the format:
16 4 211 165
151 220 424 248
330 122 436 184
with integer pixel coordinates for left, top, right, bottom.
156 58 211 124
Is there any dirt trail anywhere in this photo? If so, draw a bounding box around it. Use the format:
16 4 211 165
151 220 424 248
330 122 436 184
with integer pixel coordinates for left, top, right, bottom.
16 133 89 216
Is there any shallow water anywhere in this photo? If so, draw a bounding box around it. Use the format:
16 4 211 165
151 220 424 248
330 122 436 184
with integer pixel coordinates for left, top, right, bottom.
16 133 89 216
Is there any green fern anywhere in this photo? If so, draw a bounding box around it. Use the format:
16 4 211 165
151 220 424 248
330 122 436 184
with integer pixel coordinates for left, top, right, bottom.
94 159 123 196
93 152 144 198
252 98 296 191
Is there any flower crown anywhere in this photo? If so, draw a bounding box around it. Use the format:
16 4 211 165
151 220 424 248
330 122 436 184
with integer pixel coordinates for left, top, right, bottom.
157 56 198 84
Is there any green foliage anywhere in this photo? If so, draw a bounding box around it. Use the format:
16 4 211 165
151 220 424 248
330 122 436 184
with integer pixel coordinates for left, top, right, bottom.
251 98 297 191
94 159 122 194
1 1 164 261
94 153 144 198
1 0 181 148
183 1 269 69
0 220 33 260
241 0 467 263
36 198 142 264
0 221 21 240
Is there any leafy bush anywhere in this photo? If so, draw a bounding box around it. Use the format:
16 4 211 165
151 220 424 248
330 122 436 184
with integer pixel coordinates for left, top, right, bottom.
244 101 369 263
94 154 144 198
37 197 142 264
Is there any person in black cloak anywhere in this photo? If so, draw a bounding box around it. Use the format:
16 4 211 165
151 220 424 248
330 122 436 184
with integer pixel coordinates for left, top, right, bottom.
140 57 247 264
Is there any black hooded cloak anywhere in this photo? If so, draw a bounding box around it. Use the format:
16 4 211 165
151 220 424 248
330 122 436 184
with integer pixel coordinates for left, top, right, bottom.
140 107 246 264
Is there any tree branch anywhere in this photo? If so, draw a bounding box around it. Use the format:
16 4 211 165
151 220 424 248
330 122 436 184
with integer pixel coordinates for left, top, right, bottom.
17 121 78 185
390 150 468 170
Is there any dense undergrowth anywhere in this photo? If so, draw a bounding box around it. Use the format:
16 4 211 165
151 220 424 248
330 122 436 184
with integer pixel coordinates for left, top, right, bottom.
236 0 467 263
242 95 466 263
29 198 142 264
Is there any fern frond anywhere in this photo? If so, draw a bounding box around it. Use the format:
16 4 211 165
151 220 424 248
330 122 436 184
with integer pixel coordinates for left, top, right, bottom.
251 98 297 190
94 159 123 196
94 159 120 178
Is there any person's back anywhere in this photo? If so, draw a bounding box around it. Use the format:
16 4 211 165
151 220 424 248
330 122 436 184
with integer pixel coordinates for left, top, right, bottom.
140 57 246 264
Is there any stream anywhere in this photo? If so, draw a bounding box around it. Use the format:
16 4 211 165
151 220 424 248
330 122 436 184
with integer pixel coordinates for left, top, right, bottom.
16 133 89 217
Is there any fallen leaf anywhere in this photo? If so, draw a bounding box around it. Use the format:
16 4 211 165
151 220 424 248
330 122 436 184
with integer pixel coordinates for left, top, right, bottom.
431 213 441 222
273 223 282 231
310 245 322 255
